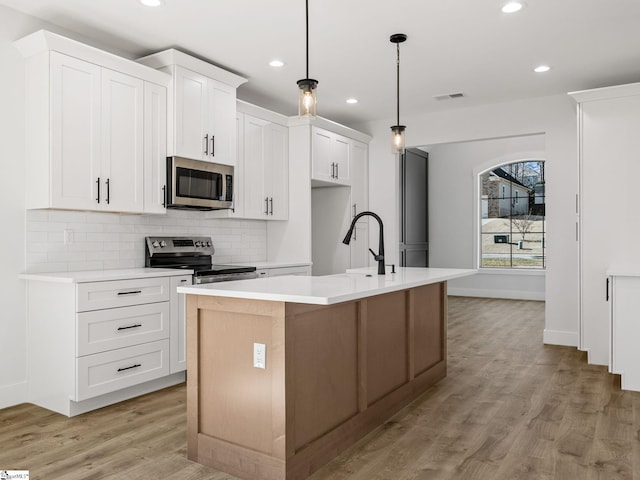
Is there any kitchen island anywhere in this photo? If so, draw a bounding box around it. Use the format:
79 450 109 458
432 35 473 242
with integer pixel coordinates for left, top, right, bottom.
178 267 475 480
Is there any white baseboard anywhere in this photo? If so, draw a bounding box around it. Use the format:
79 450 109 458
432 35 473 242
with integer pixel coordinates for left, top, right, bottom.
448 287 545 301
543 329 579 347
0 381 27 409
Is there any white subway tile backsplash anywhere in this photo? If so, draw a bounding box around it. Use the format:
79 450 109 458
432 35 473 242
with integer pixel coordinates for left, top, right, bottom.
26 210 267 273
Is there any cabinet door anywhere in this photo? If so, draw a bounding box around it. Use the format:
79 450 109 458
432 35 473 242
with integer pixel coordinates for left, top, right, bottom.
143 82 168 214
101 68 144 213
50 52 102 210
170 275 191 373
243 114 268 218
350 140 368 222
265 122 289 220
209 81 237 166
173 66 209 160
333 134 350 184
580 95 640 365
312 127 334 182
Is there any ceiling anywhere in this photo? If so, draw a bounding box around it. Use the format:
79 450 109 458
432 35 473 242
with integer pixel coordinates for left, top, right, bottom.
3 0 640 129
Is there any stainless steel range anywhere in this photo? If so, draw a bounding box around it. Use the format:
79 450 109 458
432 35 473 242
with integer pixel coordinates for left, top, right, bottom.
145 236 257 284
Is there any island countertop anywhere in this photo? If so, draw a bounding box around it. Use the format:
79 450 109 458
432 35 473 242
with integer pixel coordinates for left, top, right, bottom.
177 267 476 305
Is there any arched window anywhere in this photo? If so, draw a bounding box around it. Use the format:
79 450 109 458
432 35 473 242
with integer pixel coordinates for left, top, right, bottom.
479 160 545 269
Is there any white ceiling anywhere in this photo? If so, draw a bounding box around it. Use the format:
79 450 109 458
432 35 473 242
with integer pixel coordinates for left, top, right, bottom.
3 0 640 128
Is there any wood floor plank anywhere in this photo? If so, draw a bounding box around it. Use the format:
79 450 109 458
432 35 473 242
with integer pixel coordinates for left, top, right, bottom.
3 296 640 479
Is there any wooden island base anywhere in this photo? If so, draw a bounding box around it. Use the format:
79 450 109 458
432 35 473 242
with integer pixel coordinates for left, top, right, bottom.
186 281 447 480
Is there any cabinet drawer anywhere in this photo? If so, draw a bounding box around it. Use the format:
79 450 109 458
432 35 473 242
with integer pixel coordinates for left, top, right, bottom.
77 277 171 312
76 339 170 401
77 302 170 356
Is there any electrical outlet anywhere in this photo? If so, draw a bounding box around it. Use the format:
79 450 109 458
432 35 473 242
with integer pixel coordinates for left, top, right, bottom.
253 342 266 369
63 229 74 245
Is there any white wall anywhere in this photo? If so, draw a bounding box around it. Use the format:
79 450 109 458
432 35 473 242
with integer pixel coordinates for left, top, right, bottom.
359 94 579 348
0 5 38 409
0 6 267 409
426 135 545 300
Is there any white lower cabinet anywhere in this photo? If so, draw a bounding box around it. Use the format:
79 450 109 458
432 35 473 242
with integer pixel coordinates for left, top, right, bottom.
25 272 188 416
609 274 640 391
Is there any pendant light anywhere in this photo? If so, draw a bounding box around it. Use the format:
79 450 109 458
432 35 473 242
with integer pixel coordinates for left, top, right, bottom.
390 33 407 154
297 0 318 117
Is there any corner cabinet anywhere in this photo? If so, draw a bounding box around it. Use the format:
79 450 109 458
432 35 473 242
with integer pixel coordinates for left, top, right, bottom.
15 31 170 214
137 49 247 167
22 270 191 417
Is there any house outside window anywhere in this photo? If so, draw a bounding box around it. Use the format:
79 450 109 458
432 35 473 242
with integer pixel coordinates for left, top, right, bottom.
479 160 546 269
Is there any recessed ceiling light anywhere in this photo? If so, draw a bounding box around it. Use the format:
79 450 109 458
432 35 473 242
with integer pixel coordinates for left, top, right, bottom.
269 60 285 68
501 1 524 13
346 98 358 104
140 0 163 6
534 65 551 73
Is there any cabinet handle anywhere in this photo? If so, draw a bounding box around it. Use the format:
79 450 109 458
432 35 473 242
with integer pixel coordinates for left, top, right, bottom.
204 134 209 155
264 197 269 215
117 290 142 296
269 197 273 215
180 279 187 283
106 178 110 205
117 324 142 331
117 363 141 373
331 162 335 178
96 177 101 203
336 163 339 179
162 185 166 208
211 136 215 156
606 278 610 301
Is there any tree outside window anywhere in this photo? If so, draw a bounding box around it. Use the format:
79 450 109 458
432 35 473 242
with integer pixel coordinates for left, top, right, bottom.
479 160 545 269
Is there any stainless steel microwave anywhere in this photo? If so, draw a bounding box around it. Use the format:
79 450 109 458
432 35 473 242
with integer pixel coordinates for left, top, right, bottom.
166 156 234 210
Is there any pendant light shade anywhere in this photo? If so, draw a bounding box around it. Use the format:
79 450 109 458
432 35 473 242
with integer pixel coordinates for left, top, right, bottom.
297 0 318 117
390 33 407 154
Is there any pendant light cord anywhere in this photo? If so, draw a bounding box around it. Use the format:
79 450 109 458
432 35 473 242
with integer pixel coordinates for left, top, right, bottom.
396 41 400 126
305 0 310 79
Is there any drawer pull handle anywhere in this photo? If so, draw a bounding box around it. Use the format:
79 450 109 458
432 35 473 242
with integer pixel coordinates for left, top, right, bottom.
117 290 142 296
117 363 142 373
117 324 142 331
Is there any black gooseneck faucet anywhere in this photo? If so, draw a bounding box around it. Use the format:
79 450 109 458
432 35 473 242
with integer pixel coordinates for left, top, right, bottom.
342 211 385 275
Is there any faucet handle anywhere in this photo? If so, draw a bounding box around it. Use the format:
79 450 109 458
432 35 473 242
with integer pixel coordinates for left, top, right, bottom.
368 248 384 261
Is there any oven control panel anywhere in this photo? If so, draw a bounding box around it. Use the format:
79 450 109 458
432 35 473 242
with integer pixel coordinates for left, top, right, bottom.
145 236 214 256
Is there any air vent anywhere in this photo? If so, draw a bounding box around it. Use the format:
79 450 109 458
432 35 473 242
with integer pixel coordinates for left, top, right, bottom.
433 92 465 101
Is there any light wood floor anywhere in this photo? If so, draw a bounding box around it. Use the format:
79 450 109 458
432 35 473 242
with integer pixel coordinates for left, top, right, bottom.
2 297 639 479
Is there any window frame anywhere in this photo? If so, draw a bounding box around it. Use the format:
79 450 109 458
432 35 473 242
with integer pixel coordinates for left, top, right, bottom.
473 156 546 273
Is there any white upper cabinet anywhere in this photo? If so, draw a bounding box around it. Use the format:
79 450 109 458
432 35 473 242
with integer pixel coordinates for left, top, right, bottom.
100 68 144 213
49 53 102 210
312 126 351 186
137 49 247 167
239 111 289 220
15 31 170 214
143 82 168 214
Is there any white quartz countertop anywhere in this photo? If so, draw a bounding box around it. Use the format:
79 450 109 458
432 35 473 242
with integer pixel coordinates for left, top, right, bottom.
177 267 476 305
19 268 194 284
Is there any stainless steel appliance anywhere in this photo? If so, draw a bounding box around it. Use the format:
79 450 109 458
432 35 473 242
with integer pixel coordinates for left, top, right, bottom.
145 236 257 284
166 156 234 210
